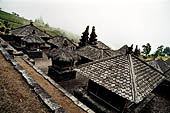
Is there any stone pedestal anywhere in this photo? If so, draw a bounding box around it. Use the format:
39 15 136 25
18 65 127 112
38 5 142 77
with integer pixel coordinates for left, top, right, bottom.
48 66 76 82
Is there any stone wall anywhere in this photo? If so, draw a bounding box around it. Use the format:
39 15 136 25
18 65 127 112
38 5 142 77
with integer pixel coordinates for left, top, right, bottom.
25 50 43 58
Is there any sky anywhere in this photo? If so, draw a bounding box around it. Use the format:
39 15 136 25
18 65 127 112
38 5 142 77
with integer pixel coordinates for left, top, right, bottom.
0 0 170 53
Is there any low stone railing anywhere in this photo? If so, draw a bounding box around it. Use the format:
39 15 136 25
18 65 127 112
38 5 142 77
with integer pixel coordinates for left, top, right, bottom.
0 38 95 113
0 44 67 113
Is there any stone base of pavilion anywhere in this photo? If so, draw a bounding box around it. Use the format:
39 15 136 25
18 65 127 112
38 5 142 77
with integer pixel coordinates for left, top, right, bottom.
74 87 155 113
48 66 76 82
11 43 23 51
24 50 43 58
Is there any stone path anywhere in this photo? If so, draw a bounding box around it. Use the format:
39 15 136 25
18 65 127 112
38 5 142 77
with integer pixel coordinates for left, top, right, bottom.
15 57 86 113
0 53 50 113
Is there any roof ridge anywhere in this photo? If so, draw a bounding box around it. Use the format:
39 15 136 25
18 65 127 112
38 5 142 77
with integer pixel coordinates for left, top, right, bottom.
32 25 53 38
11 23 53 38
16 25 28 36
164 67 170 74
131 54 165 102
49 36 77 47
128 54 138 103
62 37 78 47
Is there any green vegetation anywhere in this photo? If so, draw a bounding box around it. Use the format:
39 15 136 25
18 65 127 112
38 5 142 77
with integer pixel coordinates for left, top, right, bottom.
140 43 170 61
0 10 29 26
141 43 151 58
0 10 80 41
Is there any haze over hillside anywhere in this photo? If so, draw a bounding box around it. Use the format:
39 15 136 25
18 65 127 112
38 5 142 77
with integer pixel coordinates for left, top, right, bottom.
1 0 170 52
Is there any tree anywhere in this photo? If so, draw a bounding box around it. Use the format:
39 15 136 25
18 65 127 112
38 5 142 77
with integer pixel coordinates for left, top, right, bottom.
164 47 170 56
141 43 151 57
89 26 97 45
78 26 89 47
157 45 164 53
152 50 159 59
155 45 165 56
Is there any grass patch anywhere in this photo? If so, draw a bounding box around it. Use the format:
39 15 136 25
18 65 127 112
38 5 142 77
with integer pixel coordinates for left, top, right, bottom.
0 10 80 41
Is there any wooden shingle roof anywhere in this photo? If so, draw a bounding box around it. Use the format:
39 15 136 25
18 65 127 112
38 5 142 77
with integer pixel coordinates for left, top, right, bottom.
104 45 129 57
147 59 170 81
75 45 110 61
95 41 110 50
77 53 164 103
155 59 170 72
47 36 77 48
165 58 170 66
147 60 163 73
21 34 45 44
164 69 170 81
10 23 51 38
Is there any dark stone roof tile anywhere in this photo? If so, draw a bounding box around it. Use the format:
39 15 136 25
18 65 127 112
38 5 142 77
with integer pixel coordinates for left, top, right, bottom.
75 45 110 61
10 24 51 38
47 36 76 49
77 54 164 103
21 34 45 44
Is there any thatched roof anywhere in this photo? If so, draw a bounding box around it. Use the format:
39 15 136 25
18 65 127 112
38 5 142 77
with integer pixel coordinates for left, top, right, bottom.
47 48 78 62
77 53 164 103
21 34 45 44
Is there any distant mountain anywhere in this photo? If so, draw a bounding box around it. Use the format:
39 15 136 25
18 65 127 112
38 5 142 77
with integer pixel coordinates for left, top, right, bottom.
0 10 80 42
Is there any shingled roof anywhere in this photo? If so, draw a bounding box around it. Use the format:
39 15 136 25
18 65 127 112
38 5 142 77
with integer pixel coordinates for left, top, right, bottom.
155 58 170 72
47 36 77 48
21 34 45 44
164 69 170 81
95 41 110 50
165 58 170 66
75 45 110 61
10 23 51 37
147 60 163 73
104 45 128 57
77 53 164 103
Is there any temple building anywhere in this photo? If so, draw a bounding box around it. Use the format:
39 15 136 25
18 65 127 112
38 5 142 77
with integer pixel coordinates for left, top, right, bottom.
47 36 77 50
75 50 165 113
147 58 170 81
10 22 51 50
21 32 45 58
75 45 111 65
47 48 78 82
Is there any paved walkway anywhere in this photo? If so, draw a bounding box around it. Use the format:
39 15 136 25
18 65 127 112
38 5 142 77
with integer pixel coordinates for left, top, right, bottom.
15 57 85 113
0 53 50 113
